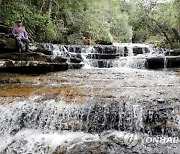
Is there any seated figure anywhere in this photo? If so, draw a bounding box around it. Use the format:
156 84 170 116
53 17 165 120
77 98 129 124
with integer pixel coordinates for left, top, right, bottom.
12 20 30 52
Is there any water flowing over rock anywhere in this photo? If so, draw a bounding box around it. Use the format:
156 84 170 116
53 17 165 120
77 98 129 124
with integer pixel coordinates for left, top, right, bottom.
1 33 180 73
0 34 180 153
0 97 179 154
0 34 85 73
32 43 180 70
0 67 179 153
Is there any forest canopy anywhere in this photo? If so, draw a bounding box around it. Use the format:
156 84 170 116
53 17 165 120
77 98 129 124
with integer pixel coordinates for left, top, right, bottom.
0 0 179 48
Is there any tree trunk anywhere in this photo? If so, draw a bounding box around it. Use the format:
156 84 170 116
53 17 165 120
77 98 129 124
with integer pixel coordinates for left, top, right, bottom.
48 0 53 18
40 0 45 12
172 28 180 42
150 18 173 48
0 0 2 5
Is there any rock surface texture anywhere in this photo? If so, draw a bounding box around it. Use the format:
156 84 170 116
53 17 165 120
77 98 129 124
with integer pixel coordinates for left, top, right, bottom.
0 33 84 73
0 33 179 73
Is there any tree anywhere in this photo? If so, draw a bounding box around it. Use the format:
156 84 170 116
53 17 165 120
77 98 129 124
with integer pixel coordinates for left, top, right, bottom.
0 0 179 47
119 0 180 48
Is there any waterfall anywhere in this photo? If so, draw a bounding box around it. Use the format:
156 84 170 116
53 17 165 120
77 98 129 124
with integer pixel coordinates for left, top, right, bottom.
0 98 146 135
0 96 179 153
38 43 176 69
0 50 179 154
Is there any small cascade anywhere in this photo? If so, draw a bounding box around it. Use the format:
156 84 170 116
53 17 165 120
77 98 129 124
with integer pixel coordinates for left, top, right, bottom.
0 96 179 153
0 99 144 135
80 46 97 68
52 44 61 56
52 45 71 58
0 40 179 153
76 44 153 68
0 96 179 136
36 43 179 69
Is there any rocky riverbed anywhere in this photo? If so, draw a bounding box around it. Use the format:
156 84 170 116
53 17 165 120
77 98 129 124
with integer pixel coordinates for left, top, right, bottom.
0 68 179 153
0 33 180 154
0 33 180 73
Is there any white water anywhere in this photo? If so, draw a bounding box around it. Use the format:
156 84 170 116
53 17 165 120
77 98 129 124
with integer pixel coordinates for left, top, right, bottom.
40 43 173 69
0 94 179 153
0 43 179 153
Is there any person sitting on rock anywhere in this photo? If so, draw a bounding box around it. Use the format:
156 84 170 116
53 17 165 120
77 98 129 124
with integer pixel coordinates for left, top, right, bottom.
12 20 29 52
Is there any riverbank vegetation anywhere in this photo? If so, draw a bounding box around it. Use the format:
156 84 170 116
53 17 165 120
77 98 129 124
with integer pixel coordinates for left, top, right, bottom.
0 0 179 48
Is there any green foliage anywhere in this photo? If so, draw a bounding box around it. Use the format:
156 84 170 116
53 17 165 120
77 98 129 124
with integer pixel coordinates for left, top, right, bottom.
110 14 132 42
0 0 179 48
0 1 60 42
0 0 133 44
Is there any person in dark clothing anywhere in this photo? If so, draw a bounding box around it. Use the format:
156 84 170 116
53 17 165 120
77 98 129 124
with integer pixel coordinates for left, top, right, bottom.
12 20 30 52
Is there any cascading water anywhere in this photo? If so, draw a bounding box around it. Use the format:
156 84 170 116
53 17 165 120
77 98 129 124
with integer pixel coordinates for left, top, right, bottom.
0 95 179 153
0 43 179 153
41 43 173 69
36 42 180 70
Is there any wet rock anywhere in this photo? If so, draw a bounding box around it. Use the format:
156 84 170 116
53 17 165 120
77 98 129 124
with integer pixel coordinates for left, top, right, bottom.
94 46 117 54
133 47 150 56
86 54 120 59
88 59 115 68
157 99 165 104
145 57 164 69
0 60 68 73
53 146 67 154
85 102 143 133
66 46 82 53
0 40 85 73
70 57 82 63
0 33 17 52
166 56 180 68
165 49 180 56
48 56 68 63
95 40 113 45
133 47 143 55
68 63 84 69
143 105 180 136
67 141 115 154
0 52 49 61
123 47 129 57
145 56 180 69
76 53 83 60
64 45 118 55
33 43 53 55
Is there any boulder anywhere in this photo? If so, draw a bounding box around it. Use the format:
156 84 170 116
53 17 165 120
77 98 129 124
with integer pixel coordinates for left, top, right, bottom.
33 43 53 55
133 47 143 55
0 23 12 34
0 33 17 52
